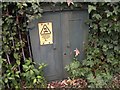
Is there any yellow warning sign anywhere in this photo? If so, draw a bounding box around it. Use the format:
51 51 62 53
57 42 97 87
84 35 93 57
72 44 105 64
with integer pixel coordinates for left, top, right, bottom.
38 22 53 45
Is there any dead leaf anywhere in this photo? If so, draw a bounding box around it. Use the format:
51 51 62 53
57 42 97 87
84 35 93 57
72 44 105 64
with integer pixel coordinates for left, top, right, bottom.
74 48 80 57
66 0 74 6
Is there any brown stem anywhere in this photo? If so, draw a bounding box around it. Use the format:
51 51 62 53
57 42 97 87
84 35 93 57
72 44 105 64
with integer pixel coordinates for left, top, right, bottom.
19 30 26 61
12 39 15 49
6 53 10 64
7 83 10 88
10 29 15 48
16 16 26 61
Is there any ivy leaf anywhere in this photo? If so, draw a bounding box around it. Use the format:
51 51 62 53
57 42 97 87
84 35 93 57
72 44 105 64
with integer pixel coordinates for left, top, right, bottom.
88 5 96 13
16 60 20 65
22 3 27 7
30 70 34 75
14 53 19 60
102 44 108 52
33 69 39 74
83 60 94 67
23 65 28 70
92 14 102 20
114 46 119 51
8 77 14 80
87 73 94 82
4 45 10 52
5 78 8 83
9 37 13 40
33 78 37 84
105 10 113 17
37 76 42 79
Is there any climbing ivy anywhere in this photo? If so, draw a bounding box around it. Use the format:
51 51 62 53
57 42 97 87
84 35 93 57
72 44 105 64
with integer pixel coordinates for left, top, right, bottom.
1 2 87 88
1 1 120 88
1 2 83 88
86 2 120 87
66 2 120 88
1 2 45 88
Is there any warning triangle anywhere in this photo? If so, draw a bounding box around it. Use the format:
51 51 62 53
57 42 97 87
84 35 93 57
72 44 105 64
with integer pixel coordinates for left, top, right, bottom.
40 24 51 35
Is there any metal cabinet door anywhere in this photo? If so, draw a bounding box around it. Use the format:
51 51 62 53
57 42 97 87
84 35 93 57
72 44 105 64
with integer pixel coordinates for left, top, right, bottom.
61 10 89 77
29 12 63 81
29 10 88 81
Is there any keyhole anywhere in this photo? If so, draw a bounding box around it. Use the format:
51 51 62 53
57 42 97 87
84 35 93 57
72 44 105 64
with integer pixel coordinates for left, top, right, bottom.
64 52 67 55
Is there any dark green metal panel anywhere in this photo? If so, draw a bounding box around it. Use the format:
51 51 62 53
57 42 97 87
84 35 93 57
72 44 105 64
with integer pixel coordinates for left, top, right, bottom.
29 12 63 81
29 9 88 81
61 10 89 77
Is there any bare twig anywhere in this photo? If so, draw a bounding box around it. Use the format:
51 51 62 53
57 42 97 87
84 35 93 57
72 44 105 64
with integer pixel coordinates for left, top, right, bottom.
16 16 26 61
6 53 10 64
18 30 25 61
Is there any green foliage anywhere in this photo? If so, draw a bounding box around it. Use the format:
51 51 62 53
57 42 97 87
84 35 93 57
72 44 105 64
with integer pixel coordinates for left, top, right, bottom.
2 62 21 88
1 2 86 88
66 2 120 88
1 2 46 88
65 60 89 78
1 2 120 88
1 58 47 88
22 58 47 88
1 2 84 88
